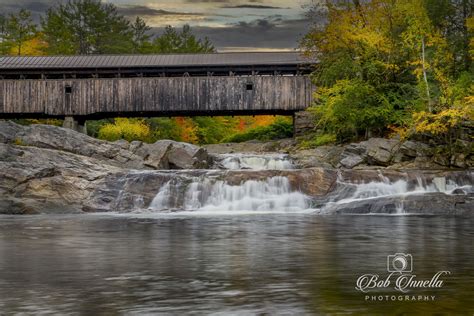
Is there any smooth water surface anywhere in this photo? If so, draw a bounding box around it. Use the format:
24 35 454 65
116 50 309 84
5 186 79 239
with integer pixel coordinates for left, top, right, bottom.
0 214 472 315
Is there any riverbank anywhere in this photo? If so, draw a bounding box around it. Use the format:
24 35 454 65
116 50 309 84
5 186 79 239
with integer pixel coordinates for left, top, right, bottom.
0 121 472 215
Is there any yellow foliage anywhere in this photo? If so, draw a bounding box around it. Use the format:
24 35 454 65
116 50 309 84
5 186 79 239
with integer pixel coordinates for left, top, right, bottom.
412 106 471 136
25 119 62 126
98 118 150 142
10 35 48 56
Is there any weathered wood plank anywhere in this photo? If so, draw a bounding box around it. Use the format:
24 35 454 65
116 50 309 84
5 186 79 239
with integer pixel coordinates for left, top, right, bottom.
0 76 312 117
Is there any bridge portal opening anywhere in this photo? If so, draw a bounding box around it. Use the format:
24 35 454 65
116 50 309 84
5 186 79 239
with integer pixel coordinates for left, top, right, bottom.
81 115 295 145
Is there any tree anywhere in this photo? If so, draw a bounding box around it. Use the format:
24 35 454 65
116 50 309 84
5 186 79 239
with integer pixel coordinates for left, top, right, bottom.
0 15 11 55
153 25 215 53
425 0 473 74
11 35 48 56
301 0 466 143
41 0 134 55
4 10 36 56
131 17 152 53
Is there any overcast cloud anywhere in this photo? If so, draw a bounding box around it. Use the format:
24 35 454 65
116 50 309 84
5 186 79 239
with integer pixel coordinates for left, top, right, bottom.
0 0 312 51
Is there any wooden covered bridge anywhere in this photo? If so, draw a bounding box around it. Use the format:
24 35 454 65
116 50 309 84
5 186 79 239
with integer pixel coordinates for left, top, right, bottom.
0 52 314 132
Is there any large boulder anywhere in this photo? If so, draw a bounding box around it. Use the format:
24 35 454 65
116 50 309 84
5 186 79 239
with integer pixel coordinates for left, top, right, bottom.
0 121 213 170
363 138 400 166
138 140 212 169
0 142 122 214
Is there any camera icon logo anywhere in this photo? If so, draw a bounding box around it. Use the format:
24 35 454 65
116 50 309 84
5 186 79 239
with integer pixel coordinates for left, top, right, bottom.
387 253 413 273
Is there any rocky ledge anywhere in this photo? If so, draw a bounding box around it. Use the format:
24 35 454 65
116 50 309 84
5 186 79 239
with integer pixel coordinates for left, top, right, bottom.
206 137 473 170
0 121 472 215
0 121 213 170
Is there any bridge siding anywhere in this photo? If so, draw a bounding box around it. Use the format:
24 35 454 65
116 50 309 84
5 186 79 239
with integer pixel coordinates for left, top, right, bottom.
0 76 311 117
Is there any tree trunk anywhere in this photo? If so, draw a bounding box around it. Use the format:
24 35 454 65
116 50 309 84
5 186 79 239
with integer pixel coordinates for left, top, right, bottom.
421 37 431 112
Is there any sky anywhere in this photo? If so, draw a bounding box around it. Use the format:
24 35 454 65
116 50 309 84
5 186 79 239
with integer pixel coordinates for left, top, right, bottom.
0 0 313 52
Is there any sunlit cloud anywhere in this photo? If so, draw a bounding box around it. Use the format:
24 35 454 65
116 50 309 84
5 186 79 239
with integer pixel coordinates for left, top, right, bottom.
0 0 312 51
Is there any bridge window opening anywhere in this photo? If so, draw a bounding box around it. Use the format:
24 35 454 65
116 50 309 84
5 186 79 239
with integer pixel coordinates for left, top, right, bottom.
246 83 253 91
65 85 72 94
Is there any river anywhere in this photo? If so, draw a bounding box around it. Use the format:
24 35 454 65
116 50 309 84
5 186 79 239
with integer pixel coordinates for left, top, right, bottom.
1 154 473 314
0 214 472 314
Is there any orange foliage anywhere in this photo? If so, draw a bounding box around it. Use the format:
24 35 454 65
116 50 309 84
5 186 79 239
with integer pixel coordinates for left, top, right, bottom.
175 117 198 144
249 115 277 129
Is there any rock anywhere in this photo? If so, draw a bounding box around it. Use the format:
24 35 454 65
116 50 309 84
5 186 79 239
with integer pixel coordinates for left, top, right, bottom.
0 142 122 214
364 138 400 166
167 141 211 169
139 140 213 169
332 138 400 168
433 154 450 167
322 193 473 215
137 141 172 169
290 146 344 169
340 154 364 169
0 120 23 143
0 121 213 170
451 153 467 168
400 140 430 158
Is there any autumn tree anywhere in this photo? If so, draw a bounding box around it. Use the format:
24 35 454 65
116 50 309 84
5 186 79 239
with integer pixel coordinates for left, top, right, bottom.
0 10 37 55
302 0 470 143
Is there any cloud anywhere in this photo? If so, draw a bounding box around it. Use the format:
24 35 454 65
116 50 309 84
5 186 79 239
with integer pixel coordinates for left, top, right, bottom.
117 5 204 17
221 4 284 9
151 16 311 51
184 0 263 2
0 0 52 15
0 0 309 50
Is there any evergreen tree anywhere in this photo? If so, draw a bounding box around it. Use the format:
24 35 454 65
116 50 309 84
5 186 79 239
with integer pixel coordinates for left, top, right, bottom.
131 16 152 53
153 25 215 53
41 0 134 54
2 10 36 56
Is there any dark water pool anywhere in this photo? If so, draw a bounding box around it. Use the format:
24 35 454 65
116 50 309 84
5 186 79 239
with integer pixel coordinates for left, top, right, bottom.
0 214 472 315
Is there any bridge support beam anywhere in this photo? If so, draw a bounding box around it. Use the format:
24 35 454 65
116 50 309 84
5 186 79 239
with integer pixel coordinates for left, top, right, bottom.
293 111 316 137
63 116 86 134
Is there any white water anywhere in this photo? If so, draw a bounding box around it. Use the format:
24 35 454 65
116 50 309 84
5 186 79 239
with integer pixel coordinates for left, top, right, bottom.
144 172 472 215
324 175 472 214
142 153 473 215
218 154 294 170
149 176 309 214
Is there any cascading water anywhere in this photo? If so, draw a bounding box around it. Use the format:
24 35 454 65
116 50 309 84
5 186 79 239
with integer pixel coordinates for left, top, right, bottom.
217 154 294 170
120 153 472 215
321 173 473 214
148 176 309 214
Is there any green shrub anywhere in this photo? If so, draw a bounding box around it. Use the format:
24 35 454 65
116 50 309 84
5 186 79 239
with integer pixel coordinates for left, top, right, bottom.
223 118 293 143
299 133 337 149
310 79 396 142
11 119 63 127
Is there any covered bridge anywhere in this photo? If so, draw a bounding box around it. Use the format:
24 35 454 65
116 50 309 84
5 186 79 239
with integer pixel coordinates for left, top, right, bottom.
0 52 314 132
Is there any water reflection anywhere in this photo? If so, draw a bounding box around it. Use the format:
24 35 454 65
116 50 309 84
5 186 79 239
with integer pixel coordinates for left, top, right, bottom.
0 215 472 314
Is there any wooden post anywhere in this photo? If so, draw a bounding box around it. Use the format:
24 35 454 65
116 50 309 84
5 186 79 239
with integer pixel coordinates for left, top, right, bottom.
63 116 86 134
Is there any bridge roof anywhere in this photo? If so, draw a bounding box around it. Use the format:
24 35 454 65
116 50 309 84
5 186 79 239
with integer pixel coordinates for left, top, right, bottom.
0 52 309 70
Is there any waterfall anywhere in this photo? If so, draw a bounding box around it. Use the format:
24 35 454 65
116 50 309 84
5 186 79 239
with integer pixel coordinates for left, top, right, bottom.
217 154 294 170
148 176 309 214
322 175 473 214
